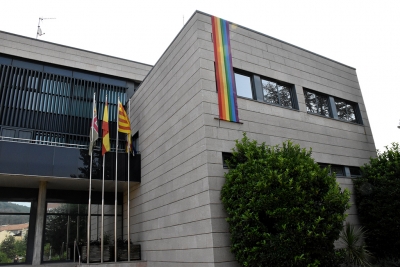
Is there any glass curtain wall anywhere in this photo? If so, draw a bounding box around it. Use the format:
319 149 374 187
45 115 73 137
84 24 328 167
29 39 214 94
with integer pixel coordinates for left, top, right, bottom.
43 203 122 263
0 202 31 264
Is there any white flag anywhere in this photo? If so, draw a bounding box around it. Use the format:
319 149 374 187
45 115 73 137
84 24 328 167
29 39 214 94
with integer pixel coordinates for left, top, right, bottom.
89 97 99 156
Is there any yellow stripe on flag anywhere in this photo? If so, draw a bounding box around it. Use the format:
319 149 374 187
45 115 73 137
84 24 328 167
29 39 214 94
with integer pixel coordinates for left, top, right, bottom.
118 101 131 135
102 100 110 155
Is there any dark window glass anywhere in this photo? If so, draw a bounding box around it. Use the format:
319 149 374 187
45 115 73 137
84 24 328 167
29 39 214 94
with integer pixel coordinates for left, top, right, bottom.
331 165 345 177
319 163 345 177
234 73 253 99
262 79 279 104
278 84 293 108
335 98 357 123
2 128 16 138
304 90 330 117
262 78 293 108
132 132 139 154
18 131 32 139
222 152 233 169
43 203 122 262
319 163 329 170
349 167 361 177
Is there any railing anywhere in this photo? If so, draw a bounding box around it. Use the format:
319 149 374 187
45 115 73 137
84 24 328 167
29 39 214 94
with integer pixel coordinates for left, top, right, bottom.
0 135 130 152
0 136 87 149
74 240 81 267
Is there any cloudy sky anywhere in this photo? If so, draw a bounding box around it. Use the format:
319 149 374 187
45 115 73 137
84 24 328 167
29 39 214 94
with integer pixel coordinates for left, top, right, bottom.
1 0 399 152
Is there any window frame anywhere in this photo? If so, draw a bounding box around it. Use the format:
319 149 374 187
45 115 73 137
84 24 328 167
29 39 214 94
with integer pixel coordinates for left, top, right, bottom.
303 89 332 118
303 88 363 125
333 97 360 124
233 68 298 110
261 77 295 108
222 152 233 169
233 70 255 100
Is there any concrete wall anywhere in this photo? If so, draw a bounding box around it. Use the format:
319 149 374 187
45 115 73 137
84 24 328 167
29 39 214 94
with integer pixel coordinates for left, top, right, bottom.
0 31 152 82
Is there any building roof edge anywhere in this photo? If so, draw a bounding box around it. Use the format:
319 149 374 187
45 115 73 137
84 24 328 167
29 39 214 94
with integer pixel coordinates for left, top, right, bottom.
0 30 153 68
195 10 356 70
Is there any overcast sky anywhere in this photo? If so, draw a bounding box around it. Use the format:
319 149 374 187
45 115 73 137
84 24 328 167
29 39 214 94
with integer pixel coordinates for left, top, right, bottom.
1 0 399 152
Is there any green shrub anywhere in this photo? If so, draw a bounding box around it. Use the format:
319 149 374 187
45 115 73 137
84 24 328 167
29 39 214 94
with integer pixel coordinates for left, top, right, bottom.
354 143 400 260
339 223 372 266
221 134 350 267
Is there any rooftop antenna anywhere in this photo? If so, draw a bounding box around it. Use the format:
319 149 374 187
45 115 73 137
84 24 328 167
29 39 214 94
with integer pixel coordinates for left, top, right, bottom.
36 17 56 39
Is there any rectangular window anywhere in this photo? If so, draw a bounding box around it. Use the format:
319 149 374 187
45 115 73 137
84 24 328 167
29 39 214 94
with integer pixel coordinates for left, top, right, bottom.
304 89 330 117
319 163 345 177
43 203 122 262
304 89 362 124
262 78 293 108
222 152 233 169
335 98 358 123
0 201 31 263
349 167 361 177
232 69 298 109
331 165 345 177
234 73 253 99
132 131 139 154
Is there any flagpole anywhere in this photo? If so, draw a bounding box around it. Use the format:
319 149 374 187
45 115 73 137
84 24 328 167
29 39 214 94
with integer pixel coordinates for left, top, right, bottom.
101 95 107 263
115 97 119 262
87 92 95 264
127 99 131 261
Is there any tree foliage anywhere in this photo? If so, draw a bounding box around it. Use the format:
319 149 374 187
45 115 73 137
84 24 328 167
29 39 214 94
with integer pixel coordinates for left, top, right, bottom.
221 134 350 267
354 143 400 260
0 236 16 260
0 235 28 263
339 223 372 267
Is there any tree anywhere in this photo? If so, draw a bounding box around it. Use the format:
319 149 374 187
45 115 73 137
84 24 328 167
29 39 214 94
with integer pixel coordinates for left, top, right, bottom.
0 251 9 263
0 233 27 263
354 143 400 260
0 235 16 260
14 239 27 262
221 134 350 267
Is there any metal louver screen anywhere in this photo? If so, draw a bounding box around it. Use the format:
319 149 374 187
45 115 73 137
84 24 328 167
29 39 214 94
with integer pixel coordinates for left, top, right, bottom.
0 64 127 149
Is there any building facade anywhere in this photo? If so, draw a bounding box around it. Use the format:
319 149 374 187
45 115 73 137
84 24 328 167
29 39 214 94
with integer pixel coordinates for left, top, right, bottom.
0 11 375 267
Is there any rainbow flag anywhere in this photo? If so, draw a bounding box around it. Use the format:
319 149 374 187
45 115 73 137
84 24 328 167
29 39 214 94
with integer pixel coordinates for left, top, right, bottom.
212 16 239 122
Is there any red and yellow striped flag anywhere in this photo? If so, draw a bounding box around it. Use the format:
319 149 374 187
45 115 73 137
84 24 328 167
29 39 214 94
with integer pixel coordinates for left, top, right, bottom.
101 99 110 156
118 101 131 135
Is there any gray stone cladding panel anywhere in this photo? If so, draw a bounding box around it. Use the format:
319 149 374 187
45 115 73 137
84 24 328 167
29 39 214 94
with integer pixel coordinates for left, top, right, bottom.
128 13 219 266
195 15 364 104
194 12 376 267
